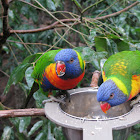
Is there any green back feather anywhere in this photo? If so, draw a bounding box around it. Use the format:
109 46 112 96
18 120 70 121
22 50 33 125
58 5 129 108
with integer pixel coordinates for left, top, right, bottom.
103 51 140 94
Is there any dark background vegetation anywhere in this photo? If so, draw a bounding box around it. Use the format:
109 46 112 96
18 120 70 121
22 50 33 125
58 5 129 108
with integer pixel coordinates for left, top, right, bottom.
0 0 140 139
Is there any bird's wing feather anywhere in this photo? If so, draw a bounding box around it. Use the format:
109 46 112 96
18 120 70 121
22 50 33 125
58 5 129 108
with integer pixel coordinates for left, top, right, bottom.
31 49 61 82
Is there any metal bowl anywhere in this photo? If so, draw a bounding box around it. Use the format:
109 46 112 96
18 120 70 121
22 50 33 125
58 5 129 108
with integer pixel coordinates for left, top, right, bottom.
60 88 131 140
60 89 131 120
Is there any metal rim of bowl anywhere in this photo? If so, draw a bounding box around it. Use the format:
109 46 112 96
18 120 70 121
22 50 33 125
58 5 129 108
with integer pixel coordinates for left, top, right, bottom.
59 89 133 121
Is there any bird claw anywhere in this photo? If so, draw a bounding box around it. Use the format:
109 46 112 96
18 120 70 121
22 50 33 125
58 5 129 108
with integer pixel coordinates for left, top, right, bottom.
130 95 140 107
42 95 65 104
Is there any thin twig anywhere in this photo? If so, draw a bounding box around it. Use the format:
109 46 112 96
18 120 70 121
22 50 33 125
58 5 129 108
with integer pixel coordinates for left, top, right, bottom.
0 102 11 110
0 108 45 118
55 29 75 48
7 40 59 49
8 43 19 65
12 31 32 55
72 0 82 14
0 69 10 77
54 20 78 48
93 1 139 20
96 0 119 18
52 11 79 18
82 0 104 14
87 19 120 37
19 0 44 11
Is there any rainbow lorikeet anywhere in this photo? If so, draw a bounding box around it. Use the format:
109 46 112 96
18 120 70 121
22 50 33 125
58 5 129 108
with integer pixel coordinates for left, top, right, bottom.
97 51 140 113
30 48 85 103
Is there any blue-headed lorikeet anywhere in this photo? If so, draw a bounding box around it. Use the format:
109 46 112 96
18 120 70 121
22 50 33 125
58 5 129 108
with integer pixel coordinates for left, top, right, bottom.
28 48 85 104
97 51 140 113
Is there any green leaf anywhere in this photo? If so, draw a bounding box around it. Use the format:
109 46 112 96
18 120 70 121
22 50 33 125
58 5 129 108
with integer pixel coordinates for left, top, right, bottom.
135 28 140 33
1 126 12 140
28 120 43 137
107 34 120 40
53 0 61 8
72 0 82 9
3 53 42 95
47 122 54 139
3 63 31 95
116 39 130 52
10 117 20 127
22 53 42 64
25 67 34 89
19 83 30 95
19 117 31 133
75 46 107 70
92 51 108 70
82 47 95 62
35 132 44 140
33 89 47 108
91 59 100 70
89 29 97 42
15 43 24 51
2 46 9 54
9 118 27 140
46 0 56 11
8 10 14 20
106 39 118 55
95 37 107 52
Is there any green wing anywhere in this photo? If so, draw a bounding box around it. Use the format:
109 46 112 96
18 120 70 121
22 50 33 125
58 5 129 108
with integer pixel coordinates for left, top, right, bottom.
31 49 61 81
129 51 140 75
103 51 140 77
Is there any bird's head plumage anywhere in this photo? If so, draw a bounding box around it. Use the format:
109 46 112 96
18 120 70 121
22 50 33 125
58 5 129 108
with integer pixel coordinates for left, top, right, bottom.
97 80 128 113
54 49 85 79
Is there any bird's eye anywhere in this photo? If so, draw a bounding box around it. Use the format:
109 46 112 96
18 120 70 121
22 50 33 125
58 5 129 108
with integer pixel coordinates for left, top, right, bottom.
109 93 114 99
69 58 74 63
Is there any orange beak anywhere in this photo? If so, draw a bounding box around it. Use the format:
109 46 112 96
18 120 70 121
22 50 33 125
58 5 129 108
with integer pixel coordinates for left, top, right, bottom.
100 102 111 114
56 61 66 76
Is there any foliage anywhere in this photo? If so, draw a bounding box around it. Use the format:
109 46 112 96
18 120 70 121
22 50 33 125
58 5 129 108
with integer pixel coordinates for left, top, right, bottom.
0 0 140 139
1 117 64 140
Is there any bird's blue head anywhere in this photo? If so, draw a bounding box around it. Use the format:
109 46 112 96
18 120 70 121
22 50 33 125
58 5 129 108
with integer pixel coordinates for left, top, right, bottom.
97 80 128 113
54 49 85 79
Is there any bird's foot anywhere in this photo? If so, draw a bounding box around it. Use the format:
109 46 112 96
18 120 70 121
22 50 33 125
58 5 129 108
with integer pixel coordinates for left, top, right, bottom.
42 95 65 104
55 90 71 102
130 95 140 107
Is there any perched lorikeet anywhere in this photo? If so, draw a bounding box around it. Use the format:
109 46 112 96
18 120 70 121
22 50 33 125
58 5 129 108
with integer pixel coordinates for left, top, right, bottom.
97 51 140 113
31 48 85 101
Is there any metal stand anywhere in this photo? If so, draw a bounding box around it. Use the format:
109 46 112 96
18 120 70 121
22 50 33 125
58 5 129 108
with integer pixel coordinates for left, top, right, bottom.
44 88 140 140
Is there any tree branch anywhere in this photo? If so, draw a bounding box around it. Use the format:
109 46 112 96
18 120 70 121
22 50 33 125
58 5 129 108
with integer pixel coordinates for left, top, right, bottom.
8 1 139 35
0 108 45 118
90 70 101 87
93 1 139 20
0 0 10 52
10 19 80 34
